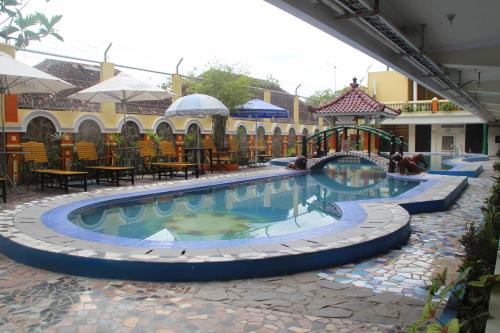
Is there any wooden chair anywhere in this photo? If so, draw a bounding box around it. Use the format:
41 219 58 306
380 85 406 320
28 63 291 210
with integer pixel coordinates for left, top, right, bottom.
158 141 177 161
136 140 156 178
21 141 88 193
229 140 249 167
75 141 134 186
203 139 232 169
152 141 198 180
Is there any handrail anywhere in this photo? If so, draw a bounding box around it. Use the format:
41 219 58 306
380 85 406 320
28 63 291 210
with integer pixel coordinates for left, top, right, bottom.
306 125 403 145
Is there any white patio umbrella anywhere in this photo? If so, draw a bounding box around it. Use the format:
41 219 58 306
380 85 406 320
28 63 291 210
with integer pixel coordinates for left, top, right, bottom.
165 93 229 148
69 72 175 155
0 51 74 187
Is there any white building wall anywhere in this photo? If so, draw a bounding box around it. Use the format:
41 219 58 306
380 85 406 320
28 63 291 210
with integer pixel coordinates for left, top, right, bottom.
430 124 466 153
488 125 500 156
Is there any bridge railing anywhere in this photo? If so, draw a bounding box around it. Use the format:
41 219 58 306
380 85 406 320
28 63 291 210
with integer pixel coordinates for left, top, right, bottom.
301 125 405 172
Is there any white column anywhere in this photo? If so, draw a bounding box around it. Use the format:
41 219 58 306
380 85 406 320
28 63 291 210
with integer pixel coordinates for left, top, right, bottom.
408 124 416 152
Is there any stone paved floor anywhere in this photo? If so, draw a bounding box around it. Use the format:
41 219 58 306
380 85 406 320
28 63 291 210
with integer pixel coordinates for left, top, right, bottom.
0 161 496 333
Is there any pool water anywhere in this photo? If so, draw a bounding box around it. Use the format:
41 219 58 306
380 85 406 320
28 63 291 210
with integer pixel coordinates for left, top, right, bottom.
68 161 420 242
422 155 455 171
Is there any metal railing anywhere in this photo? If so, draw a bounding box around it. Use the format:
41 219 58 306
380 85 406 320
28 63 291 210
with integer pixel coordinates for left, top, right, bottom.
385 100 462 113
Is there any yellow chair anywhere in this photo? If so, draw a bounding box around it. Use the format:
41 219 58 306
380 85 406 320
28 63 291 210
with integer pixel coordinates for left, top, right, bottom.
75 141 134 186
151 141 199 180
22 141 88 193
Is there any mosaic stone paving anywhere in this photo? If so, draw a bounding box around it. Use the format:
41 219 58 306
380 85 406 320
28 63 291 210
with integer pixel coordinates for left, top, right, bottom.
317 174 493 299
0 162 496 332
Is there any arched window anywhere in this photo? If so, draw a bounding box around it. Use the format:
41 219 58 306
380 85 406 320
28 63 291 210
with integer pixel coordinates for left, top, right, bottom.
121 120 141 147
185 123 201 148
76 119 104 156
256 126 265 147
302 128 309 138
235 126 248 151
23 116 57 144
23 116 60 167
288 128 296 152
156 122 174 142
272 127 282 158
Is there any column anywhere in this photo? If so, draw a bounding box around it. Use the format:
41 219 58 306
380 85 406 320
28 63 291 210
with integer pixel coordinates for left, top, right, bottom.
282 135 288 158
264 90 271 125
171 74 183 102
175 134 184 162
60 133 74 170
408 124 416 152
293 96 300 126
266 135 273 156
6 133 21 183
482 123 488 155
99 62 117 152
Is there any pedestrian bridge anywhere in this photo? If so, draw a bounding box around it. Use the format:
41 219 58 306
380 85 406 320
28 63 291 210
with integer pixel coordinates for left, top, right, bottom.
306 151 390 171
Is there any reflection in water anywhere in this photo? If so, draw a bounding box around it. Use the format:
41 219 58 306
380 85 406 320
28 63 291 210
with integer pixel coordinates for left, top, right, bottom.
69 161 420 242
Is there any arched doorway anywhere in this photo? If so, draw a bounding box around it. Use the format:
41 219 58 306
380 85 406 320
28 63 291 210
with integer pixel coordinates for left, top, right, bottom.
272 127 282 158
288 128 296 156
156 122 174 142
76 119 104 156
235 126 248 151
23 116 59 167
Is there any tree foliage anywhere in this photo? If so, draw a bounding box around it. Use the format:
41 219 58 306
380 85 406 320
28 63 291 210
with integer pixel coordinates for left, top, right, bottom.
0 0 63 48
185 62 252 150
305 85 369 108
186 63 252 111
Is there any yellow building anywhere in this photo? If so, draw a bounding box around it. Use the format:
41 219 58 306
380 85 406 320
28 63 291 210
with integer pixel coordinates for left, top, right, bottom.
367 70 497 156
0 44 328 181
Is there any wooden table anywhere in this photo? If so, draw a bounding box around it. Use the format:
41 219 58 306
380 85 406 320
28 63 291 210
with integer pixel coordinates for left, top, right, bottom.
151 162 199 180
86 166 135 186
34 169 88 193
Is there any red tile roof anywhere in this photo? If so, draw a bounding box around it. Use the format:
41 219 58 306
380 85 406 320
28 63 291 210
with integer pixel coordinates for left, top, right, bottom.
312 78 400 118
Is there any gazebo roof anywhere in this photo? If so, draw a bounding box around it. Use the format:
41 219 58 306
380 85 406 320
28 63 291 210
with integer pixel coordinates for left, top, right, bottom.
312 78 400 119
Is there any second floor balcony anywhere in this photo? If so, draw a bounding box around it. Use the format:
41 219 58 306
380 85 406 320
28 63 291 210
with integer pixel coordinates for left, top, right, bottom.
385 100 462 113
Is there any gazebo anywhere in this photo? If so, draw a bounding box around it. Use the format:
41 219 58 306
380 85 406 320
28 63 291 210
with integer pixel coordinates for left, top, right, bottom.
312 77 400 125
311 77 400 153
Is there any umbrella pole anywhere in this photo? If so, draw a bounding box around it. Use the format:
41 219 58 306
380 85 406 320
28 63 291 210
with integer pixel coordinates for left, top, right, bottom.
0 85 7 181
122 92 127 166
255 118 258 165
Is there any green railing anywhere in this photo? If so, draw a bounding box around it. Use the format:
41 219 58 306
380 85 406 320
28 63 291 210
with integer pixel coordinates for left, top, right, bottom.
302 125 406 172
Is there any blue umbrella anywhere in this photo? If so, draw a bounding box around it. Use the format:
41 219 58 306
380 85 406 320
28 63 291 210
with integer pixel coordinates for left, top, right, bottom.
234 99 289 119
234 99 290 164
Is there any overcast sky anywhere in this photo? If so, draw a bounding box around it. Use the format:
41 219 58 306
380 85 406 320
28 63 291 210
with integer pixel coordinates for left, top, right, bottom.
16 0 386 96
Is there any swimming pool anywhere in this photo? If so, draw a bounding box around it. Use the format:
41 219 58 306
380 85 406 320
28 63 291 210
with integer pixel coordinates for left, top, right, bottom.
422 155 454 171
67 162 420 243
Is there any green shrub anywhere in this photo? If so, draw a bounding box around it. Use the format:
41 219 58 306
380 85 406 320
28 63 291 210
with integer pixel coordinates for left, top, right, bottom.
411 175 500 332
286 147 296 157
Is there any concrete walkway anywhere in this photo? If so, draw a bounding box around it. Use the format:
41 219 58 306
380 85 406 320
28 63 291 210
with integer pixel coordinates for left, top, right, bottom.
0 161 496 333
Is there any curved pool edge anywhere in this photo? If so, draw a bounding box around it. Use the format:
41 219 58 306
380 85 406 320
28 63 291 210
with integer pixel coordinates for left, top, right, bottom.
0 210 410 282
0 170 468 282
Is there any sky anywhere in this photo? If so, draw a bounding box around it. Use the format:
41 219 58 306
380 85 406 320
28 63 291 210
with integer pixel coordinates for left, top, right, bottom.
15 0 386 97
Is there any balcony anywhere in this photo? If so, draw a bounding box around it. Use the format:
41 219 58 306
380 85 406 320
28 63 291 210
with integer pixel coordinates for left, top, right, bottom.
385 100 462 113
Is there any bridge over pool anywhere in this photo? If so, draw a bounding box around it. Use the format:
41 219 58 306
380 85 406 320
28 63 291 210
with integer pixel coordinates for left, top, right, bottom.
300 125 406 171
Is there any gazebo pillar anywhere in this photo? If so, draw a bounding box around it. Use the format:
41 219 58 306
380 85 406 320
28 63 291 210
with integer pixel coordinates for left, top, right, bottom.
368 132 372 157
